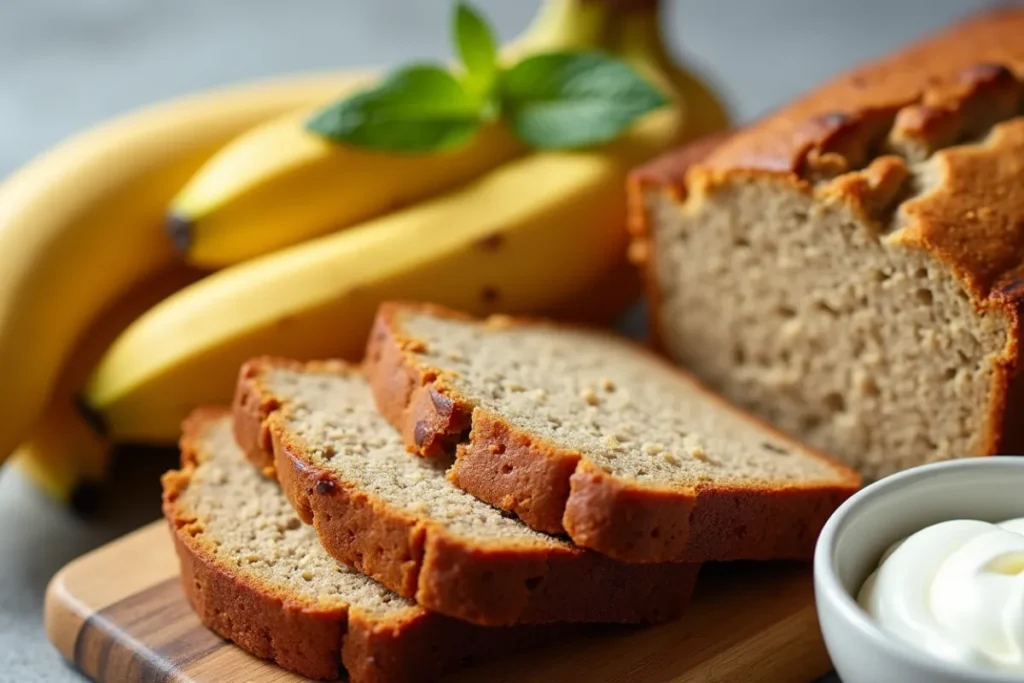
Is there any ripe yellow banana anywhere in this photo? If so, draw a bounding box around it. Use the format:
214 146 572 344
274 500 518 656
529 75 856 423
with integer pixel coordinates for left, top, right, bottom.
9 405 109 511
0 71 376 466
165 0 621 268
166 119 524 266
10 266 204 506
83 106 685 443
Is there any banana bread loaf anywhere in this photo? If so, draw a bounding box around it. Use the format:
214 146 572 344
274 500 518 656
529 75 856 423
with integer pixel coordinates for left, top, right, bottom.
630 7 1024 479
364 302 859 563
233 358 700 625
162 409 558 682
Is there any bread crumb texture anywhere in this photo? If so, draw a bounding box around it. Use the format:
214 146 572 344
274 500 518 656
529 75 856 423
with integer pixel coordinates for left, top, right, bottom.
265 365 569 547
175 414 418 617
399 311 841 486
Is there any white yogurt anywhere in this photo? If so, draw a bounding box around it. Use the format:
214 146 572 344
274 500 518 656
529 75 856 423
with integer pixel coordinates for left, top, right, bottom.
858 518 1024 674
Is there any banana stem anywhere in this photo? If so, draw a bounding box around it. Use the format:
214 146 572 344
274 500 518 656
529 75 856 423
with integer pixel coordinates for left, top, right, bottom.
606 0 672 63
606 0 733 137
597 0 661 12
514 0 613 52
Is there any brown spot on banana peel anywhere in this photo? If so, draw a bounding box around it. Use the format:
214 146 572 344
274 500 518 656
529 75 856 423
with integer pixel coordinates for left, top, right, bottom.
475 233 504 250
480 286 500 303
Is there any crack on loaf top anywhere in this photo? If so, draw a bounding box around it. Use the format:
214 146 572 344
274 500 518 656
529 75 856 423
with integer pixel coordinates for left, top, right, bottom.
691 6 1024 178
886 118 1024 303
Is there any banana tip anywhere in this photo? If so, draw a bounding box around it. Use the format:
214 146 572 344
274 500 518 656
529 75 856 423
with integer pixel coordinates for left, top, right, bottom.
69 481 104 516
74 393 109 438
165 212 193 255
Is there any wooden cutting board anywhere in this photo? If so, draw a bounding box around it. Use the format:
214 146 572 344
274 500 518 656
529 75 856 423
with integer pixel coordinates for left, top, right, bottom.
45 520 831 683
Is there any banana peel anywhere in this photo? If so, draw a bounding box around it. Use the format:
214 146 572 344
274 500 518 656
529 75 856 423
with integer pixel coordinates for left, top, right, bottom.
10 266 204 506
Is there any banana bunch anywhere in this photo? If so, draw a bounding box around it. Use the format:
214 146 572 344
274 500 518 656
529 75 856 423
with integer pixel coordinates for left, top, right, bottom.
0 0 729 505
0 70 375 491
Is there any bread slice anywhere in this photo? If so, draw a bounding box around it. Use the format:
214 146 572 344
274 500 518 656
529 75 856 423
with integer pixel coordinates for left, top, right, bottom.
162 409 565 681
233 358 700 626
364 303 860 564
629 7 1024 479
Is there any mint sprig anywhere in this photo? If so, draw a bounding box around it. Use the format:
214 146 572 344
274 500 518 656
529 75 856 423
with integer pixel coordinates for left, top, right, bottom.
307 65 483 153
501 51 668 150
307 1 667 153
454 1 499 96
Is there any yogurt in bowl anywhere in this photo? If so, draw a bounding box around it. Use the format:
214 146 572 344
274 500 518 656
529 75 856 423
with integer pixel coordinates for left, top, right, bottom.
814 457 1024 683
858 518 1024 673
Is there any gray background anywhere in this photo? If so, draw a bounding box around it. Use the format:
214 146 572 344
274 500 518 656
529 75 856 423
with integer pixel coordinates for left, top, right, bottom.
0 0 997 681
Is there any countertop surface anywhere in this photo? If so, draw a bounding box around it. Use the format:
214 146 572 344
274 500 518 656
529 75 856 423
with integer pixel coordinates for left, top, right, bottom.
0 1 995 681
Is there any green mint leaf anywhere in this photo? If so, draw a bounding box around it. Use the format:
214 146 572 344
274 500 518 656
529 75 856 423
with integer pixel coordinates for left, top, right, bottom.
499 50 669 150
454 1 499 95
306 64 485 153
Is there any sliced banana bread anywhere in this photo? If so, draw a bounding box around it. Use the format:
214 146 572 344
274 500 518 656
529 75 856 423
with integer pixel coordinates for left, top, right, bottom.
630 7 1024 479
364 303 860 564
233 358 700 626
163 409 561 682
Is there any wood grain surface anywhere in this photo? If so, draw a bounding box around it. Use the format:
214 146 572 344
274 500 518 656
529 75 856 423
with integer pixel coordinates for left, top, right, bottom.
44 520 831 683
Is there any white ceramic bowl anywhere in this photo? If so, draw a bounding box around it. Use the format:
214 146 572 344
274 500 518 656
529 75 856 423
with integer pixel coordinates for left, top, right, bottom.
814 457 1024 683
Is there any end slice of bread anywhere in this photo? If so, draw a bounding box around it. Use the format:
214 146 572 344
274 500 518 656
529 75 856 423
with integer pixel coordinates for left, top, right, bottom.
364 303 861 564
233 358 700 626
163 409 562 682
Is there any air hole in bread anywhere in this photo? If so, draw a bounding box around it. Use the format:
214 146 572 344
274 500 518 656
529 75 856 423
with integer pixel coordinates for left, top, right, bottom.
813 300 840 317
824 392 846 413
916 288 934 305
501 464 513 474
801 415 823 432
858 374 880 396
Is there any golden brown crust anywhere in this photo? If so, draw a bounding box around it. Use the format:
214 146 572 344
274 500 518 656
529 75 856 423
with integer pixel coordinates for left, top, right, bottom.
169 529 349 680
985 288 1024 456
699 9 1024 177
627 130 735 352
564 460 852 562
636 7 1024 304
164 409 563 682
364 303 860 563
234 358 700 625
450 408 581 534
